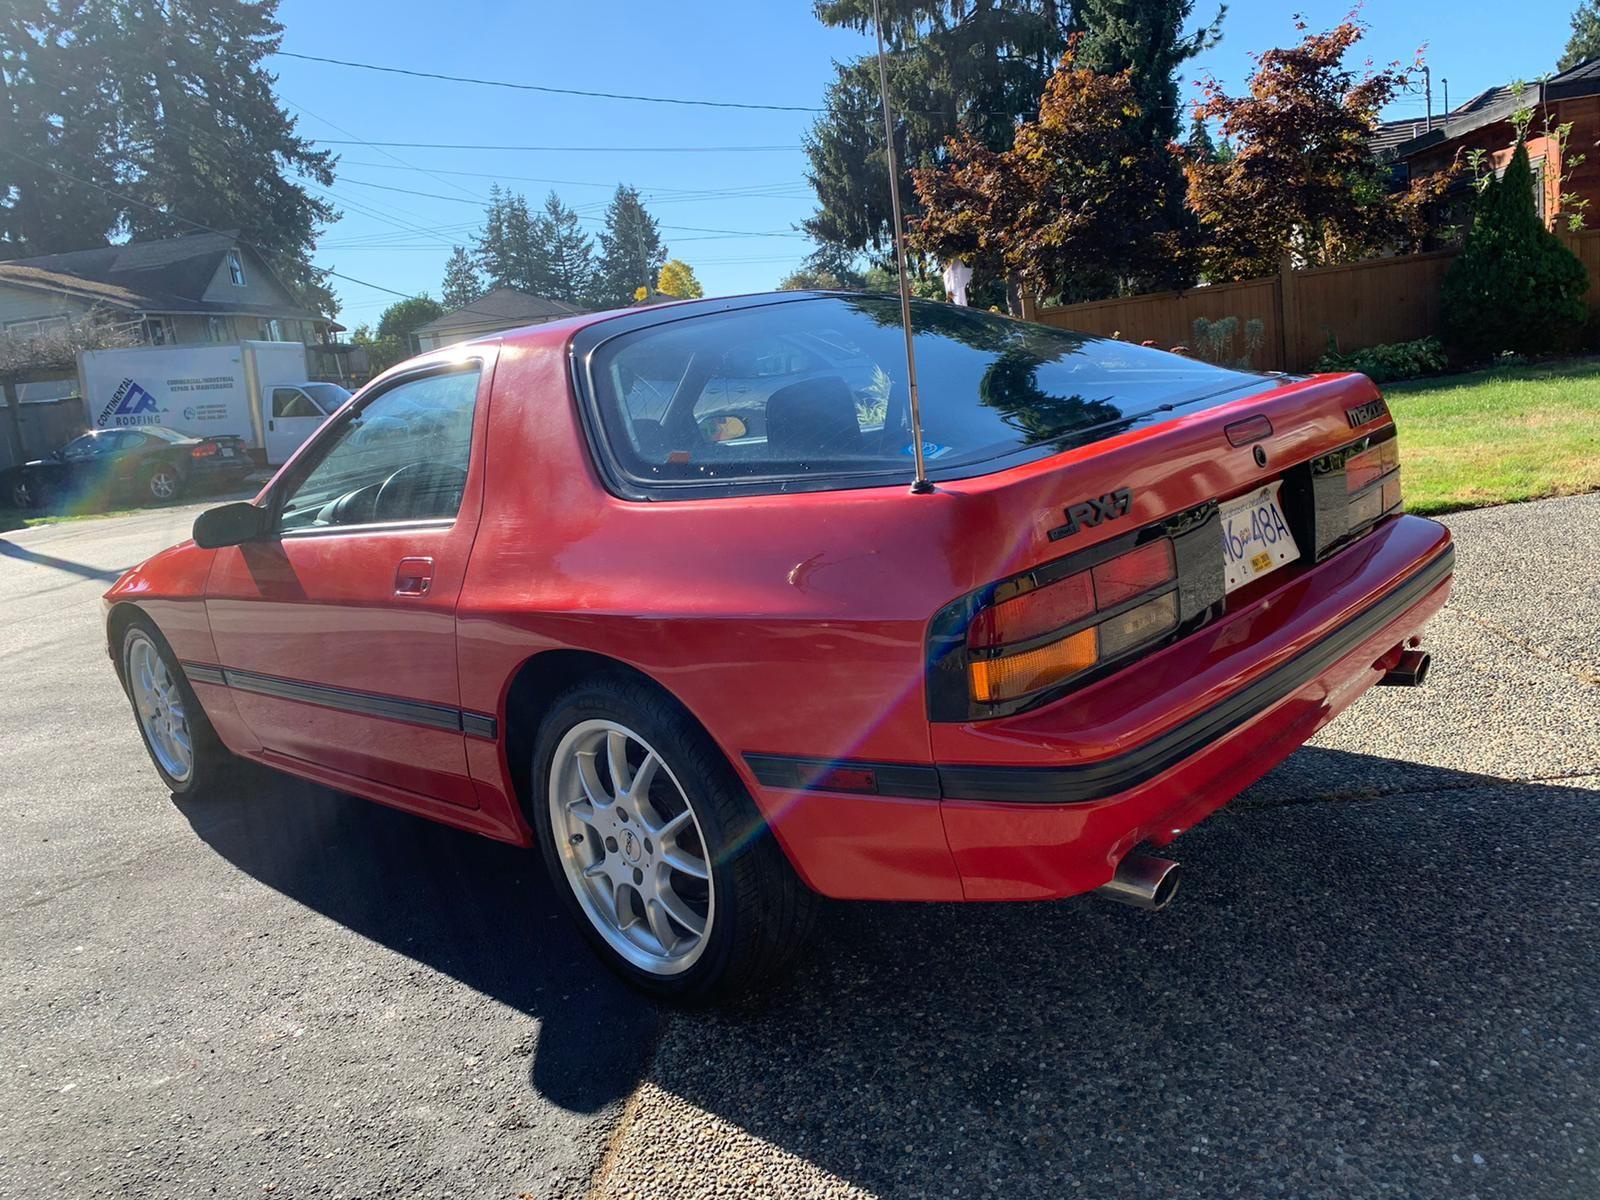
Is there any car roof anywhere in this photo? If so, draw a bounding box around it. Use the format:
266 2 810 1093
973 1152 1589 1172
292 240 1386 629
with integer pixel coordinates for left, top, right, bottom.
492 291 842 352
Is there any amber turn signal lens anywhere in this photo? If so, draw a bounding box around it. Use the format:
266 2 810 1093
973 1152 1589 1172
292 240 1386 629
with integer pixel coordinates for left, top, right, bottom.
969 628 1097 703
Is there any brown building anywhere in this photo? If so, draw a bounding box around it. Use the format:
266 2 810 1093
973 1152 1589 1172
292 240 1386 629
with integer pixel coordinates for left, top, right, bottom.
1372 57 1600 229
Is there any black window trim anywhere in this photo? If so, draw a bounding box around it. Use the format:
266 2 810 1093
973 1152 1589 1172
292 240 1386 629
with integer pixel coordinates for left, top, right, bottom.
264 358 484 537
567 291 1279 503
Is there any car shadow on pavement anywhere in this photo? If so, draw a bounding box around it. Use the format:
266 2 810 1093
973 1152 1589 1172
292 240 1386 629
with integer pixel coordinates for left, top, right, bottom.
626 748 1599 1199
174 766 658 1116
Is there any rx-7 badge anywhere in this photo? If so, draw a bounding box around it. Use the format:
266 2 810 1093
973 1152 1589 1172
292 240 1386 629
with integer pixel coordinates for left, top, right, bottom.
1048 487 1133 541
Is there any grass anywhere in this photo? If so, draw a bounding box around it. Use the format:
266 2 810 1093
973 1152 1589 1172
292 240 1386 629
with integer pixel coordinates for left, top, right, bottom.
1384 357 1600 515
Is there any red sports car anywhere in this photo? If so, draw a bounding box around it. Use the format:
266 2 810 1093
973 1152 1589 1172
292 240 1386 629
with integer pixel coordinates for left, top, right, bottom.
104 294 1452 999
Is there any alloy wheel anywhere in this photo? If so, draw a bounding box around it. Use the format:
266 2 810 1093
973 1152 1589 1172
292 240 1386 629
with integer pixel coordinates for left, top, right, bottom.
127 632 193 782
149 469 178 501
548 719 714 976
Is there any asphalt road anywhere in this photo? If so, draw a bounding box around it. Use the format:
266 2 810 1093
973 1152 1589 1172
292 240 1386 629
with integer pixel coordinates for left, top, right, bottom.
1 494 1596 1199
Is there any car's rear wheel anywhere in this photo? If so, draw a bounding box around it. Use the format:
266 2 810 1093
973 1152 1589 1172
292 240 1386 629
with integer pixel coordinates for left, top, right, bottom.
145 465 182 503
532 676 817 1001
120 619 233 797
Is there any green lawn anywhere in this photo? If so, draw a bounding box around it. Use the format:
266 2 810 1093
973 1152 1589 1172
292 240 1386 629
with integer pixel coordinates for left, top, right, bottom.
1384 357 1600 515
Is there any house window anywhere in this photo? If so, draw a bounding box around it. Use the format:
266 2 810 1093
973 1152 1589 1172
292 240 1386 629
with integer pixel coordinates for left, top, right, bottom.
206 316 231 343
146 318 169 345
2 315 71 338
228 248 246 286
264 318 283 341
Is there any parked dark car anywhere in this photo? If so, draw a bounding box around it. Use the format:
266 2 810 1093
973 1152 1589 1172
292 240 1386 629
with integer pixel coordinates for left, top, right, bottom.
3 426 253 510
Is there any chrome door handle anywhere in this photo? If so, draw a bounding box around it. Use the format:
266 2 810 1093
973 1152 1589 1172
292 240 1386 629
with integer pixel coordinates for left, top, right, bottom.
395 556 434 596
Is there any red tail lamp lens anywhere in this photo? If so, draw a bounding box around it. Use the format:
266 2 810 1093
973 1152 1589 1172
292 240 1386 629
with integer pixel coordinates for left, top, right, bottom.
1345 443 1388 492
1091 539 1175 608
968 570 1093 649
190 442 219 458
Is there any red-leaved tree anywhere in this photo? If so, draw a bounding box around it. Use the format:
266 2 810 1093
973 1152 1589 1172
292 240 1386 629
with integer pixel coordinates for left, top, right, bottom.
1182 17 1456 279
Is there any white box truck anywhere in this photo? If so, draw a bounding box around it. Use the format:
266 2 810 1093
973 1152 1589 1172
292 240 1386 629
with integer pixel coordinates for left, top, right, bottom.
77 341 350 466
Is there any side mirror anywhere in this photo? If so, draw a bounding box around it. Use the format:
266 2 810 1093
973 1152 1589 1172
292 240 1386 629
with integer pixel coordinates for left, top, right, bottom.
193 501 269 549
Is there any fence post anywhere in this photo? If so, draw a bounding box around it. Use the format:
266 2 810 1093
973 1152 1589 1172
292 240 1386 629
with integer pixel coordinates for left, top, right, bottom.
1276 256 1298 371
1 379 26 471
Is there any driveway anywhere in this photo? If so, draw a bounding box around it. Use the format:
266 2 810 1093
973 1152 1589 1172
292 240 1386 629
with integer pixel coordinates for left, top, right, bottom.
1 495 1596 1199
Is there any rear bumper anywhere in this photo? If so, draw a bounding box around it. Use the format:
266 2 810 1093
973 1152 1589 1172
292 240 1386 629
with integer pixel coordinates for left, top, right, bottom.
747 514 1454 901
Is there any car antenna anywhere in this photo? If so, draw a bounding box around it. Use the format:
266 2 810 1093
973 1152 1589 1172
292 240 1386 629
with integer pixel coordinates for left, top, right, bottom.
871 0 933 495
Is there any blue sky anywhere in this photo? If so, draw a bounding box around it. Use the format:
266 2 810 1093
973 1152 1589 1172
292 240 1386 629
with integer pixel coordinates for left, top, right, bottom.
270 0 1580 325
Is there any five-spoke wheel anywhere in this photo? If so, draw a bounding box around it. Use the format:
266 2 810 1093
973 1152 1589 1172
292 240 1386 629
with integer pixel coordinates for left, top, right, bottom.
127 629 193 784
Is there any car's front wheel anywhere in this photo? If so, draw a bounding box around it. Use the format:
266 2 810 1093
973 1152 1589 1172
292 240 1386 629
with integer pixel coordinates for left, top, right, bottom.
120 619 234 797
10 477 41 509
532 676 817 1001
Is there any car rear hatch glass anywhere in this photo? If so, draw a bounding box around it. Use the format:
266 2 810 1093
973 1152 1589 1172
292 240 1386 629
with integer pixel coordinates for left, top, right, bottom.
577 295 1282 498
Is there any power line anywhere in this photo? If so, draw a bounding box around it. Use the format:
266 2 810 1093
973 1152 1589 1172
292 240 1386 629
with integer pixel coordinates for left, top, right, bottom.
333 159 811 196
309 139 799 153
276 50 823 113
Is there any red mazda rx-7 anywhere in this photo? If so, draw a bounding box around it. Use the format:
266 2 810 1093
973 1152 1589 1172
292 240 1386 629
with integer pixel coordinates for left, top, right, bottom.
104 293 1452 999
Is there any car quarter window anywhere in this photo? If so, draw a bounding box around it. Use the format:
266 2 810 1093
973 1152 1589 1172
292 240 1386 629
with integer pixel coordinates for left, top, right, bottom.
276 367 481 533
272 387 322 420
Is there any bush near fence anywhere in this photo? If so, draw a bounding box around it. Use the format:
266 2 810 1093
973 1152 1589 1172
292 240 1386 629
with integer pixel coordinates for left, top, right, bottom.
1030 229 1600 372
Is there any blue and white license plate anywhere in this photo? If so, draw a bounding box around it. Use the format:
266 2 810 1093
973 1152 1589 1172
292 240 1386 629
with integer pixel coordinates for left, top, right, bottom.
1221 481 1300 592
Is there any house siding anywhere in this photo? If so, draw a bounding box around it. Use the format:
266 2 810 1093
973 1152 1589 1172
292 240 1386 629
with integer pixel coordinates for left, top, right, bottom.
0 284 98 330
199 245 300 309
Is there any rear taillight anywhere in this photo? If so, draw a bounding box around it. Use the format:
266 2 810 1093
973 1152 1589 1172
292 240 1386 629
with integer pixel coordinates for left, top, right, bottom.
190 442 219 458
1341 433 1402 531
962 538 1181 705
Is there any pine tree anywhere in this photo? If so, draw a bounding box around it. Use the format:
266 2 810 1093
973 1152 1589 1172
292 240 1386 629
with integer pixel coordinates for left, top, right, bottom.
1561 0 1600 69
802 1 1070 260
440 246 482 311
1185 111 1218 163
1441 139 1589 356
533 192 594 306
592 185 667 308
472 186 540 293
0 0 338 312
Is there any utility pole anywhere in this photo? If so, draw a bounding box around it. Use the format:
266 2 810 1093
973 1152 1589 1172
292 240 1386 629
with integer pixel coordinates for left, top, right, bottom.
1422 64 1433 133
1442 78 1450 129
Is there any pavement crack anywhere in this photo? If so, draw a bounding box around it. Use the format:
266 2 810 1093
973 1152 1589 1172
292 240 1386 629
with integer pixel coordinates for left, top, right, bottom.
1452 607 1600 686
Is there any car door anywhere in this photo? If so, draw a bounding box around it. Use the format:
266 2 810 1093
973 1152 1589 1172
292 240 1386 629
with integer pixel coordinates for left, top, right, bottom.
205 357 495 807
266 385 331 465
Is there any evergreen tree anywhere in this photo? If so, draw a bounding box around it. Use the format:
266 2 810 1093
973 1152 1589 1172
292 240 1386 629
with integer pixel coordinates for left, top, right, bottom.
592 185 666 308
0 0 338 313
802 1 1071 260
533 192 594 306
1441 139 1589 356
440 246 483 310
472 186 539 293
1561 0 1600 69
1185 111 1218 163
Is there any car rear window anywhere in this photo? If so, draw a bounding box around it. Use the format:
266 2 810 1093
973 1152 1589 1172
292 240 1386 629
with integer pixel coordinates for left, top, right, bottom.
582 295 1274 497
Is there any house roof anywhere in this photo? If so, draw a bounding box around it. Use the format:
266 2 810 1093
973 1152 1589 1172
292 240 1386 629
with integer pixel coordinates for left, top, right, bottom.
413 286 583 335
0 231 329 323
1374 56 1600 161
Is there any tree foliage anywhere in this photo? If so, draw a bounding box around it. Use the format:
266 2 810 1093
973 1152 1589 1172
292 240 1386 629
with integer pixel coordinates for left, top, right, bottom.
352 295 443 375
0 0 339 314
470 186 594 307
802 1 1070 260
656 259 703 299
1441 139 1589 356
1560 0 1600 70
535 192 595 307
909 40 1179 303
592 185 667 309
1181 19 1454 280
440 246 483 311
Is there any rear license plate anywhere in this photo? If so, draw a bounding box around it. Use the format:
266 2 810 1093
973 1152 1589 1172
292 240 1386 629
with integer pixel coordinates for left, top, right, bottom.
1221 481 1300 592
220 447 235 457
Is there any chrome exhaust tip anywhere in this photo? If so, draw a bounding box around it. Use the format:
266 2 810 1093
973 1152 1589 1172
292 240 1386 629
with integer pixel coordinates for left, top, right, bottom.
1094 853 1181 911
1379 649 1431 687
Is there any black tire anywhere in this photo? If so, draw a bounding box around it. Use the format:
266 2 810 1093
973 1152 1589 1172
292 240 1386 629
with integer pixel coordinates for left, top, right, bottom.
144 463 184 504
10 477 41 509
531 675 818 1002
119 616 236 798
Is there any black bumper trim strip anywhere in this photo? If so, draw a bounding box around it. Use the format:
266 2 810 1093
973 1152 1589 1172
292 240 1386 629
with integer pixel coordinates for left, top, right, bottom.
744 541 1453 806
179 662 499 742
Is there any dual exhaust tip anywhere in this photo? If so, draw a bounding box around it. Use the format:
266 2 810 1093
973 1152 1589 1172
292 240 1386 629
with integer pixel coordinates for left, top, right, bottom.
1094 853 1181 911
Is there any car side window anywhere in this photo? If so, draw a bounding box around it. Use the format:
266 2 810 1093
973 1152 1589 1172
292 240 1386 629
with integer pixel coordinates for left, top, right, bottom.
273 387 322 420
276 368 480 533
60 434 99 460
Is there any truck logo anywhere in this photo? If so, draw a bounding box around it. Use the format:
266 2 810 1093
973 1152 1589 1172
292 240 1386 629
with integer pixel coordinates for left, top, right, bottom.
98 378 160 427
1048 487 1134 541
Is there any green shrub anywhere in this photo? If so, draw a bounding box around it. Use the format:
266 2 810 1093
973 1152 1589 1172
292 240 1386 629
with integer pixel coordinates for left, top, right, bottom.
1441 139 1589 357
1315 336 1448 383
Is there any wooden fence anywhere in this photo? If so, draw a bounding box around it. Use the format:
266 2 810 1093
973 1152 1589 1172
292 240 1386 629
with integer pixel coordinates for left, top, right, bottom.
1031 228 1600 371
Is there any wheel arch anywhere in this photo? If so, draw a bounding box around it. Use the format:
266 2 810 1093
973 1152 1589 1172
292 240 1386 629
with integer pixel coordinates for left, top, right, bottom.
105 601 148 686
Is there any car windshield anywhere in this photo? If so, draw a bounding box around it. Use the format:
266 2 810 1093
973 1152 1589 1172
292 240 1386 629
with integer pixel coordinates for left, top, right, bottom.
302 382 352 413
584 296 1275 494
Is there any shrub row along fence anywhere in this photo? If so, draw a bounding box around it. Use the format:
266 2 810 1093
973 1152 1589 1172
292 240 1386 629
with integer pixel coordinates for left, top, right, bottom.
1028 229 1600 371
